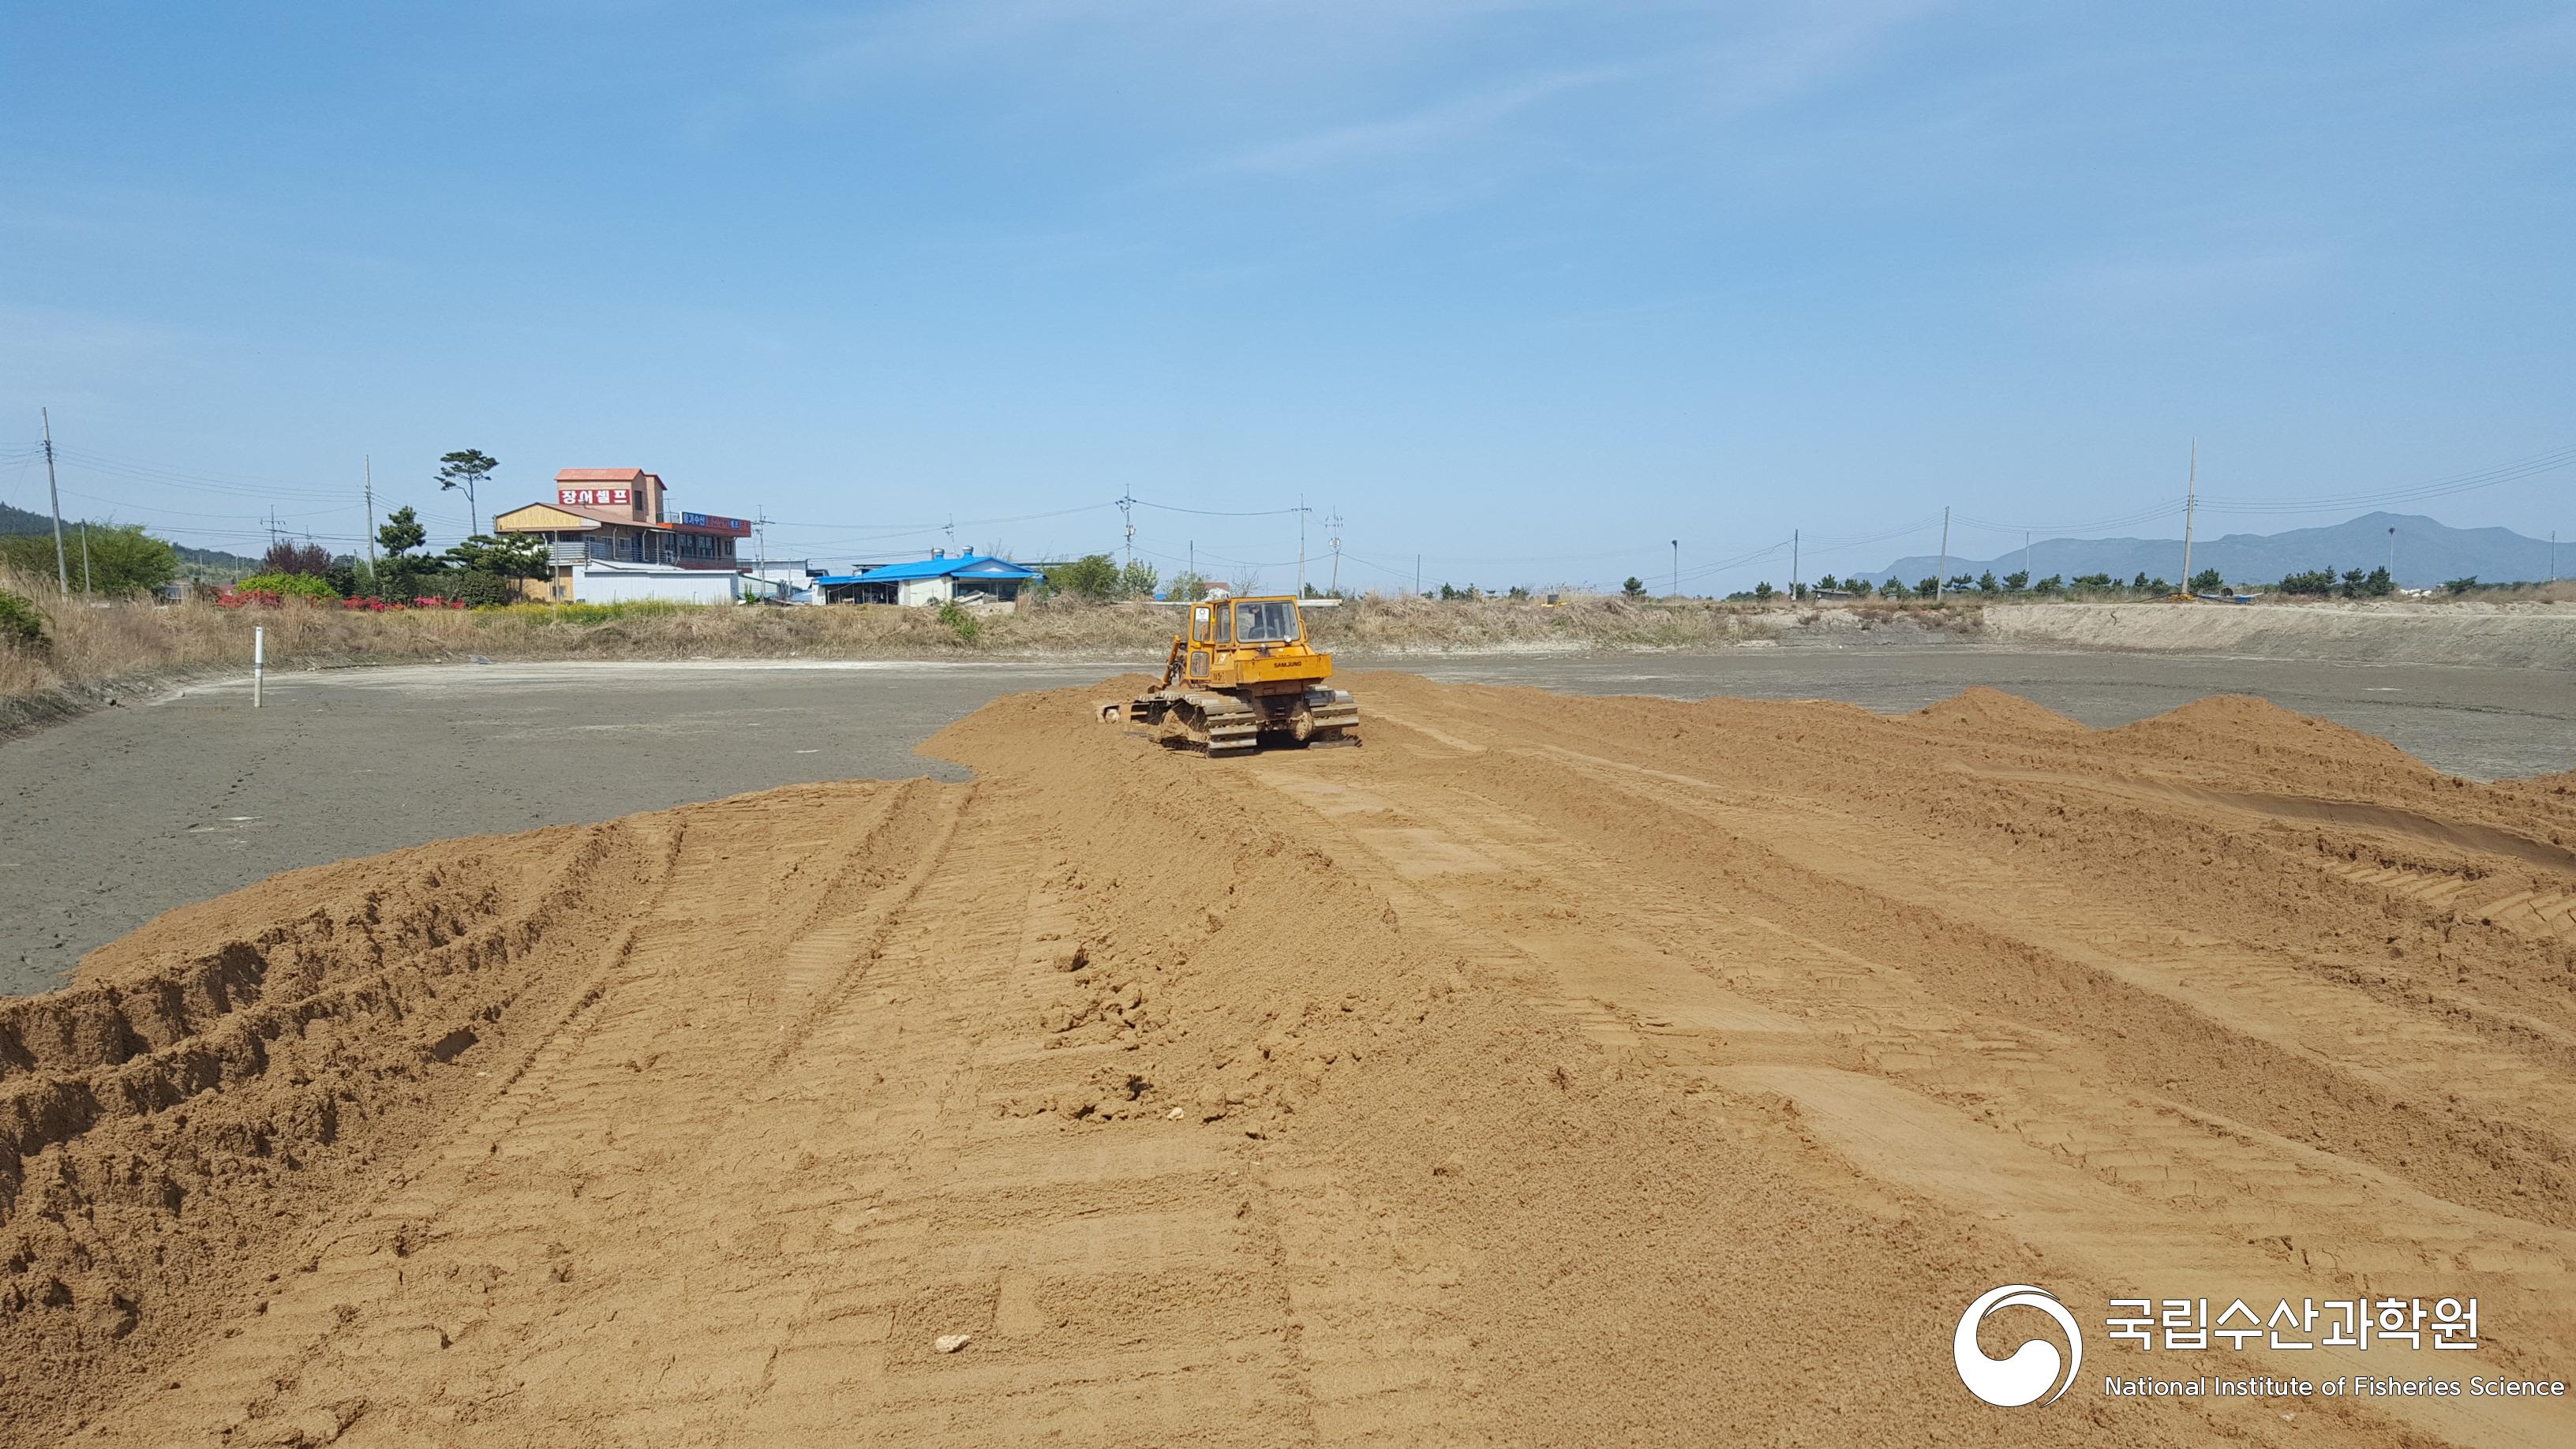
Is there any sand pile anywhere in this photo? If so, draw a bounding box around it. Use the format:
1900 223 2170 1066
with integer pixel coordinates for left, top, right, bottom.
4 676 2573 1446
1911 684 2087 732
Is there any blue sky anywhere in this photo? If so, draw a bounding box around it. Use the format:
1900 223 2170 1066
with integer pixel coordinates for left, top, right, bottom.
3 2 2570 593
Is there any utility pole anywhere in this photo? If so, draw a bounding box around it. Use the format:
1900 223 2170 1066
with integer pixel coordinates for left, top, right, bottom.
80 524 92 593
2024 530 2031 583
1297 492 1309 597
2179 438 2198 596
1325 511 1343 595
1117 492 1136 568
40 409 69 595
1671 539 1679 600
756 507 774 582
1414 554 1421 597
1935 507 1951 601
1791 529 1799 599
2386 524 2397 582
363 455 378 567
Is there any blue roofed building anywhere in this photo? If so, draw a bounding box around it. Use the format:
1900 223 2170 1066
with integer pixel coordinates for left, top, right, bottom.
814 549 1043 607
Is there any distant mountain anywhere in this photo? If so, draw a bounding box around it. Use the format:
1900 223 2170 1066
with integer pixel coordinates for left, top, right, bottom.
1855 511 2563 590
1 500 258 571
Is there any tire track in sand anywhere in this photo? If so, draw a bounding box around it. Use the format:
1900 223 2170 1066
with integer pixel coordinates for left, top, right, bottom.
17 675 2576 1448
1251 679 2574 1448
69 777 1339 1447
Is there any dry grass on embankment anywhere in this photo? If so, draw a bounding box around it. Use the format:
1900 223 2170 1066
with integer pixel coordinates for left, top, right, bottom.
9 563 2573 730
0 574 1970 719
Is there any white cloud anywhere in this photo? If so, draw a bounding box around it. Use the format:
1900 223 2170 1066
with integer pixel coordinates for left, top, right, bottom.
776 0 1566 102
1695 0 1952 113
1215 64 1632 175
2040 246 2333 341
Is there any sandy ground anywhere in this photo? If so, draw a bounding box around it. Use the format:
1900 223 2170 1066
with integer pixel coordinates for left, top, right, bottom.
6 650 2571 997
5 674 2574 1446
1983 600 2576 671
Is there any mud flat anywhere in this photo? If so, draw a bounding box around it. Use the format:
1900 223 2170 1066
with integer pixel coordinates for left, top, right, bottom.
6 676 2574 1446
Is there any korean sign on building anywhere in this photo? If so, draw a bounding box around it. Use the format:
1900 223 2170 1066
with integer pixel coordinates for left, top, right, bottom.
678 511 751 535
559 487 632 507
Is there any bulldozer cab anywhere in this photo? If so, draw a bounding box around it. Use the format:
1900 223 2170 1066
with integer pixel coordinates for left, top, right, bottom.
1187 597 1301 645
1175 596 1322 690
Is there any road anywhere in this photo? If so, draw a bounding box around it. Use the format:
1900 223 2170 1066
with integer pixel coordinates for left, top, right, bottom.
2 650 2570 995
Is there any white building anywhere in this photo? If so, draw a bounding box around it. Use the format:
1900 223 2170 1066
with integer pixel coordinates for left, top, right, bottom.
567 560 743 605
736 560 818 603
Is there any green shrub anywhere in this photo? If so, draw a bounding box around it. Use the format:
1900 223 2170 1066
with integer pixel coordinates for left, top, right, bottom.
447 572 518 607
235 571 339 601
1043 554 1121 601
0 588 47 650
935 597 983 645
0 526 179 595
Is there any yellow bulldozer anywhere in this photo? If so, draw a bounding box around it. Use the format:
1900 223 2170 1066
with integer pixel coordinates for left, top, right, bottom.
1097 593 1359 756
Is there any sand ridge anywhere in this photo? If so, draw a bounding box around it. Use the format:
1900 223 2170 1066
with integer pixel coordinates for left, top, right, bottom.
3 674 2573 1445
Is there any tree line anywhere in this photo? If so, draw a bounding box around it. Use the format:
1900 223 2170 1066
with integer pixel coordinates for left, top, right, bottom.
0 525 182 595
1720 563 2405 601
237 506 551 605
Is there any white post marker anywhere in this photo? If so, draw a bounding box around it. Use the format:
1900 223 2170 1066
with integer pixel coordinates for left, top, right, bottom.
253 625 265 709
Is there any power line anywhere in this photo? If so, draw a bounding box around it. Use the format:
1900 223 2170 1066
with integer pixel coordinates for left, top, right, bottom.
1802 511 1949 546
770 502 1114 534
1951 500 2188 535
49 447 357 501
54 488 359 522
1130 497 1308 518
1674 538 1793 583
2199 444 2576 514
27 437 2570 596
